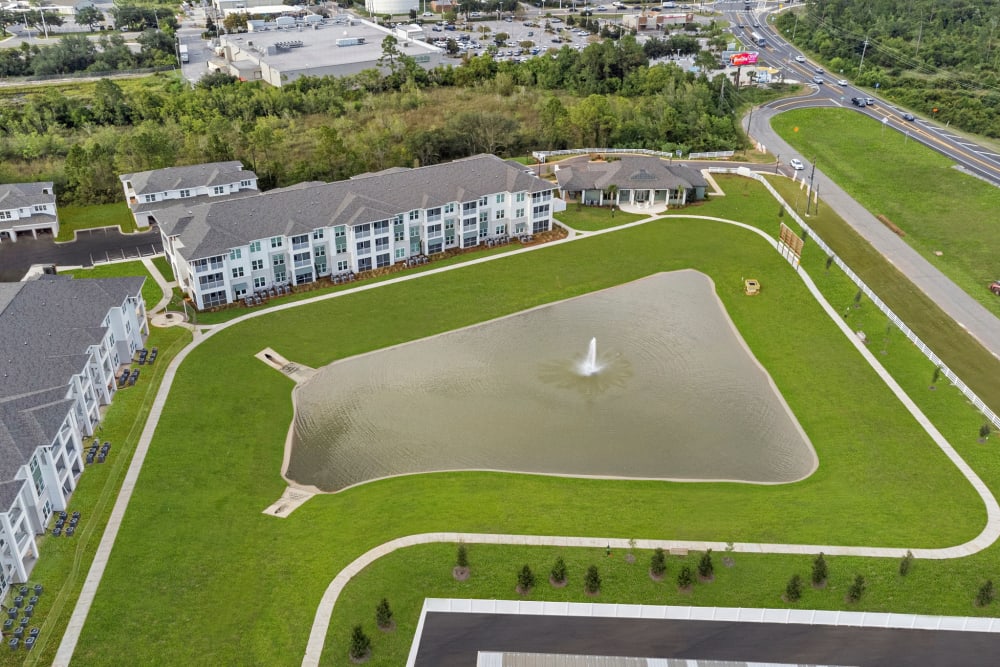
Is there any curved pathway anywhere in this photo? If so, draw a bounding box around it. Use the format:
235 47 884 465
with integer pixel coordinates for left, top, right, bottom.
53 185 1000 666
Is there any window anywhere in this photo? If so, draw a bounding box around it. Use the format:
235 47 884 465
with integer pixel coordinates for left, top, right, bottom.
375 237 389 252
409 226 420 238
240 179 253 188
213 186 225 195
427 207 442 220
314 246 326 257
337 260 349 272
33 204 47 212
428 241 443 254
334 226 346 238
495 210 506 220
463 218 476 231
479 196 488 206
274 270 286 283
354 223 371 238
408 210 421 221
515 208 525 219
515 192 526 203
495 193 505 204
373 220 389 234
203 290 227 308
249 240 261 253
143 194 156 203
270 237 283 249
179 189 191 198
273 255 285 267
251 259 264 271
232 267 244 278
495 224 506 235
443 203 455 214
229 248 242 260
395 248 405 260
532 204 550 218
30 457 44 495
315 260 327 274
376 253 391 268
463 201 477 213
479 211 488 224
291 234 309 248
0 211 11 220
293 251 311 267
312 229 324 240
358 257 372 272
427 224 442 236
394 228 404 242
42 500 51 521
334 227 347 253
533 219 549 233
356 240 371 255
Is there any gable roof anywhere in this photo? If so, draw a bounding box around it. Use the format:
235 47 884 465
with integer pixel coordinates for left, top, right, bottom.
120 162 256 195
554 157 708 192
0 182 55 212
156 154 555 261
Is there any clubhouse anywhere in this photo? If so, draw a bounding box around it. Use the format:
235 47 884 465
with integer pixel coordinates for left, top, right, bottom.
153 154 563 310
0 277 148 599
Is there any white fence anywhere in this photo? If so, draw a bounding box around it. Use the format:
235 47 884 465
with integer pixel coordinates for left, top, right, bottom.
532 148 734 163
709 167 1000 431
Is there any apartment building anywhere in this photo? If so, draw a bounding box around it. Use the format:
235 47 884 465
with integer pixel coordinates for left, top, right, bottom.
154 154 563 310
0 182 58 242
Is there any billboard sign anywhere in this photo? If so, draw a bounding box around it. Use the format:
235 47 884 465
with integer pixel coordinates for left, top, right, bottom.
729 51 759 66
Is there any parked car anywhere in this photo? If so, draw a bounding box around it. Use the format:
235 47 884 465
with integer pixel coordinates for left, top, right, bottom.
794 55 806 63
789 158 805 170
902 112 915 121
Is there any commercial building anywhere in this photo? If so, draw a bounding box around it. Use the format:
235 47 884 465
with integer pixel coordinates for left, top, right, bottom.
554 156 708 208
119 162 258 229
0 276 147 599
214 17 445 86
154 154 563 310
0 182 58 243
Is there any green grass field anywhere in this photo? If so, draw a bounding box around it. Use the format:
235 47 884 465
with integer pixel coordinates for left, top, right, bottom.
771 108 1000 317
150 256 174 283
59 260 163 312
57 177 1000 666
57 203 136 242
555 205 646 231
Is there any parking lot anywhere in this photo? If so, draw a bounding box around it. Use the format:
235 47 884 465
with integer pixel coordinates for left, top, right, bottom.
422 14 604 60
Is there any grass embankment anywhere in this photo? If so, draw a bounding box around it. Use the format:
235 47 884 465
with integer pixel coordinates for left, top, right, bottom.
57 203 136 242
2 326 191 667
65 178 997 666
59 260 163 314
555 205 646 231
771 108 1000 317
150 256 174 283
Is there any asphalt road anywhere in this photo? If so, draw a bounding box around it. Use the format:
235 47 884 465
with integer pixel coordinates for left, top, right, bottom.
0 228 162 282
414 612 1000 666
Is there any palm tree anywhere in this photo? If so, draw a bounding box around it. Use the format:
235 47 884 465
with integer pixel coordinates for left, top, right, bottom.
604 184 619 207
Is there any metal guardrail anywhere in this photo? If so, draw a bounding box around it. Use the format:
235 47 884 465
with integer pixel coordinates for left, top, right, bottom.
532 148 735 163
711 167 1000 431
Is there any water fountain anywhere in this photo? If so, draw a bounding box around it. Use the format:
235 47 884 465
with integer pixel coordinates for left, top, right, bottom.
579 337 601 376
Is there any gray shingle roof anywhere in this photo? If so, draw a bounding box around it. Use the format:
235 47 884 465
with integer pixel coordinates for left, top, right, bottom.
0 212 57 232
120 162 256 196
0 182 55 211
157 154 555 261
0 479 23 512
555 157 708 192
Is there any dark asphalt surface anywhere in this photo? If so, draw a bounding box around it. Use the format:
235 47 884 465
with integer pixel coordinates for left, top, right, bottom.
0 228 162 282
414 612 1000 666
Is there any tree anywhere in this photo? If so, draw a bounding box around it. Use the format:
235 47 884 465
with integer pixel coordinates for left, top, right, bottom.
811 553 828 587
785 574 802 602
375 598 393 630
846 574 865 602
223 12 248 34
825 254 834 271
550 556 567 585
456 543 468 568
76 5 104 31
677 564 694 590
980 424 992 441
584 565 601 594
517 564 536 593
694 49 718 73
931 365 941 388
348 625 371 661
899 550 913 577
697 549 714 580
977 580 995 607
649 547 666 579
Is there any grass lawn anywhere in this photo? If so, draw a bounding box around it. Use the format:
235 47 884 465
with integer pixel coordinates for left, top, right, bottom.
57 203 136 242
771 108 1000 317
62 177 999 666
555 205 647 231
59 261 164 314
151 256 174 283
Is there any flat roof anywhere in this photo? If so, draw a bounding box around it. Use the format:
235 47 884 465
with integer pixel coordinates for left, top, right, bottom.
223 18 441 71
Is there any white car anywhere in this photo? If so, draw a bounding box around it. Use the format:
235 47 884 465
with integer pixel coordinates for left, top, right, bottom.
789 158 805 170
596 5 607 9
422 11 433 16
837 78 848 86
794 55 806 63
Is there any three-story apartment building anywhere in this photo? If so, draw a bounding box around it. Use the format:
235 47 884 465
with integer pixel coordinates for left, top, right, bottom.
154 154 563 310
0 182 58 242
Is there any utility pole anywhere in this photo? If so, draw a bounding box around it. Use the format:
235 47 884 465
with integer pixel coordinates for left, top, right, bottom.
806 159 816 215
858 35 869 77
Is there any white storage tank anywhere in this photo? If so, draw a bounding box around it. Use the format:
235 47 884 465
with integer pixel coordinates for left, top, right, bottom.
364 0 418 15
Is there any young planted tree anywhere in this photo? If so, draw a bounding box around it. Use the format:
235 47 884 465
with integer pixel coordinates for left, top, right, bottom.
349 625 371 662
649 547 667 580
697 549 714 581
976 580 995 607
931 365 941 389
677 565 694 592
550 556 568 587
517 564 536 595
980 424 992 442
584 565 601 595
825 254 834 271
899 550 914 577
453 542 470 581
626 537 637 563
785 574 803 602
811 553 828 588
853 289 863 309
846 574 866 603
375 598 394 631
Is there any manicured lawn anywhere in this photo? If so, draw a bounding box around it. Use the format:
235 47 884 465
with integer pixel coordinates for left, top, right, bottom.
57 203 136 242
771 108 1000 317
151 256 174 283
555 205 647 231
64 177 996 666
59 261 163 314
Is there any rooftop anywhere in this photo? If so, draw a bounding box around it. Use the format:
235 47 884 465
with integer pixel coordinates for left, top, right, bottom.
0 182 55 211
555 157 709 192
120 162 255 196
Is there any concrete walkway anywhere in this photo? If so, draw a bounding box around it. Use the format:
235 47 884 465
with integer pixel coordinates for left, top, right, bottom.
140 256 175 314
54 183 1000 667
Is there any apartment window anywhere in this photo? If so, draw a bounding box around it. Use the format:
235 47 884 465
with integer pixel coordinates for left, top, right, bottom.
291 233 309 245
213 186 225 195
495 224 507 235
30 457 44 495
293 251 311 267
395 247 405 260
334 226 346 238
253 276 266 289
358 257 372 272
240 179 252 188
252 259 264 271
203 290 227 308
42 501 51 521
249 240 261 253
270 237 283 249
515 208 525 219
532 204 550 218
495 210 506 220
463 201 477 213
354 223 371 238
375 237 389 252
427 207 441 220
143 194 156 203
479 211 488 224
479 196 488 206
515 192 526 203
496 193 506 204
443 203 455 214
0 211 11 220
376 253 391 268
229 248 242 260
336 260 349 272
314 246 326 257
409 226 420 238
463 218 476 231
373 220 389 234
234 286 247 298
315 260 327 274
273 255 285 267
312 229 324 240
394 228 404 242
533 219 549 233
33 204 47 212
232 266 244 278
274 270 286 283
179 189 191 198
427 224 442 237
356 240 371 255
408 210 421 221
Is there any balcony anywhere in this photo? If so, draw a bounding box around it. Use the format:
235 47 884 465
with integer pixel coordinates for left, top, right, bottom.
198 280 226 292
293 258 311 269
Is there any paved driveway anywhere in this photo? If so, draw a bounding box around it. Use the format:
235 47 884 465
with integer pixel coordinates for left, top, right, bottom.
0 227 162 281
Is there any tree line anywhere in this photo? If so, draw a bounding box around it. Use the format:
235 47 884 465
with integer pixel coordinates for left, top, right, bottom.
775 0 1000 137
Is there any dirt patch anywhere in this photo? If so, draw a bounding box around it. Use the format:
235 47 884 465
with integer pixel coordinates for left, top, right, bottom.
549 577 567 588
453 566 470 581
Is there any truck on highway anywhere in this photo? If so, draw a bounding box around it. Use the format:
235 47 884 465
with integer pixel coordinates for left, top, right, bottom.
179 44 189 63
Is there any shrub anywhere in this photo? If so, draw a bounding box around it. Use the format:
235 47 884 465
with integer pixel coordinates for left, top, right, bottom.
811 553 828 587
899 550 913 577
456 543 468 568
584 565 601 594
375 598 393 629
650 547 667 578
846 574 866 603
550 556 567 584
677 564 694 589
977 580 995 607
697 549 714 579
785 574 802 602
349 625 371 661
517 564 536 592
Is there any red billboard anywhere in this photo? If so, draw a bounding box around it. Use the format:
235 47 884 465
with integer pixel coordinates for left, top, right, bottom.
729 51 759 66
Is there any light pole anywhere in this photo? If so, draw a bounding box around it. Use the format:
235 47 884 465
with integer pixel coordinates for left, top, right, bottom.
805 158 816 215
